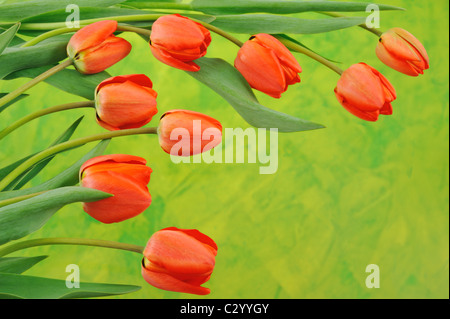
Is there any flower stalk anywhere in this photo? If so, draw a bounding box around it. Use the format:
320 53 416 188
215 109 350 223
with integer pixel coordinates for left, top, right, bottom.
0 126 158 191
275 36 344 75
0 59 74 110
0 101 95 141
0 237 144 257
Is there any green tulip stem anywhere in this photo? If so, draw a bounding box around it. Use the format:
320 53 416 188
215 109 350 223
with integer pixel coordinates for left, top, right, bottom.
319 12 384 37
21 27 81 47
19 14 244 49
0 100 95 141
190 19 244 47
0 59 74 110
0 126 158 191
0 237 145 258
275 36 344 75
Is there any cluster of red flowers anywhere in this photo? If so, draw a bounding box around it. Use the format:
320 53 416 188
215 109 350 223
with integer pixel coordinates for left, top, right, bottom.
66 13 429 295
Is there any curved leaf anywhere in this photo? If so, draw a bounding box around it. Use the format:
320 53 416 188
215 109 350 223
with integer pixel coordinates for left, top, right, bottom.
0 0 126 22
188 57 324 132
0 273 140 299
0 23 20 56
0 186 112 245
0 35 69 79
0 256 48 274
192 0 404 15
212 14 367 34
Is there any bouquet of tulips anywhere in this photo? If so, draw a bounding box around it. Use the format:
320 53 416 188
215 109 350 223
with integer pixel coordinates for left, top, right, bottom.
0 0 429 299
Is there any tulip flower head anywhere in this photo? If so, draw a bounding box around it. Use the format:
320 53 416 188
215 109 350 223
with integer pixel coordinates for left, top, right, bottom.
334 63 397 122
95 74 158 131
158 109 222 156
80 154 152 224
376 28 429 77
235 33 302 98
149 14 211 72
141 227 218 295
67 20 132 74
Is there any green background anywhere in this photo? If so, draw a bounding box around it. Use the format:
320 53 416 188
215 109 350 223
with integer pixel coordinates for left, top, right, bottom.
0 0 448 299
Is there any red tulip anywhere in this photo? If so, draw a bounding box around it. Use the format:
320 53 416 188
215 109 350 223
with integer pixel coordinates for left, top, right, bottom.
141 227 218 295
95 74 158 131
376 28 429 76
80 154 152 224
149 14 211 72
158 110 222 156
67 20 132 74
234 33 302 98
334 63 396 122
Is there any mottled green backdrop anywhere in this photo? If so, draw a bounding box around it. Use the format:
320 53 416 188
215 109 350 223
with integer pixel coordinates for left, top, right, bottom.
0 0 448 299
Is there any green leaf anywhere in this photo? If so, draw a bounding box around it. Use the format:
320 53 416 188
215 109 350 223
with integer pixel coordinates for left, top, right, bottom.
0 140 110 202
20 6 148 24
188 57 324 132
0 0 127 22
2 117 85 191
6 67 110 100
0 35 69 80
0 273 140 299
0 256 47 274
192 0 404 15
211 14 367 34
0 186 112 245
0 23 20 56
0 93 28 113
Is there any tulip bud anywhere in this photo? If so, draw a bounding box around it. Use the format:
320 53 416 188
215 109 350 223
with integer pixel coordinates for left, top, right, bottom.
234 33 302 98
334 63 397 122
157 109 222 156
94 74 158 131
149 14 211 72
80 154 152 224
141 227 218 295
67 20 132 74
376 28 429 76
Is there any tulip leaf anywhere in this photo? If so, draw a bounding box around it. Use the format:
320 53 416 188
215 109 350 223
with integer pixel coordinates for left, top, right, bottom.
0 273 141 299
0 140 110 202
188 57 325 132
1 117 85 191
0 256 48 274
0 93 28 113
20 6 150 24
0 186 112 245
211 14 367 34
6 66 111 100
0 35 69 80
0 23 20 56
0 0 127 22
192 0 404 15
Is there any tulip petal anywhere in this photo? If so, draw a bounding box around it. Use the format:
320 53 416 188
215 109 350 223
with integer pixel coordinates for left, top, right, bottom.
82 170 152 223
96 80 158 130
81 154 147 174
335 63 385 112
150 14 209 51
150 45 200 72
235 40 287 98
252 33 302 74
96 74 154 93
163 227 218 253
75 36 132 74
376 43 421 76
392 28 429 68
141 266 211 295
67 20 118 57
335 89 380 122
144 230 216 275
